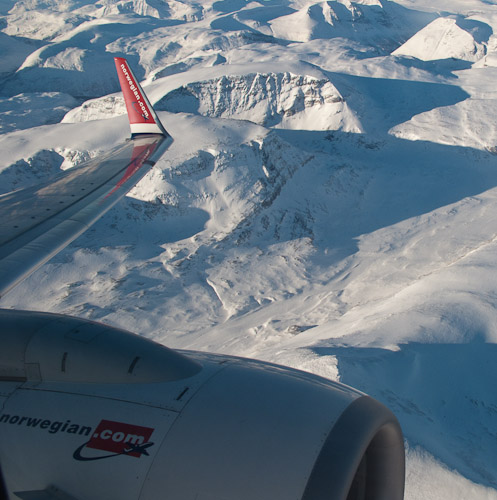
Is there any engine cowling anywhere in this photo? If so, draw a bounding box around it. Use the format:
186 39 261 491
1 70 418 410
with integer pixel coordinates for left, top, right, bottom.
0 310 404 500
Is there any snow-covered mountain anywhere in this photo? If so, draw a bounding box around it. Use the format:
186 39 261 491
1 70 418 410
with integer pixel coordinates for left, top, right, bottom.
2 0 497 498
393 16 491 62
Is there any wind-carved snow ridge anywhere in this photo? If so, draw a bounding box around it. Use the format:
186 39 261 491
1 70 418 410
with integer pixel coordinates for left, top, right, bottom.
268 0 430 51
156 131 312 240
62 95 125 123
157 72 362 131
96 0 204 21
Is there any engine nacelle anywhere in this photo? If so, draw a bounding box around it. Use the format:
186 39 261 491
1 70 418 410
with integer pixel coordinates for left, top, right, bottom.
0 310 404 500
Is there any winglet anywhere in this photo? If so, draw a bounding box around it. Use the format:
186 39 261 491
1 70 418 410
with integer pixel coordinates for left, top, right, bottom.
114 57 169 137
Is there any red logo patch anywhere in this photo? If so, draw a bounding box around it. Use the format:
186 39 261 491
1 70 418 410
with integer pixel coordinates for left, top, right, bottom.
86 420 154 458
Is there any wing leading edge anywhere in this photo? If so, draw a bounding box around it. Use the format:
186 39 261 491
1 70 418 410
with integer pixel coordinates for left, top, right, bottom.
0 58 172 298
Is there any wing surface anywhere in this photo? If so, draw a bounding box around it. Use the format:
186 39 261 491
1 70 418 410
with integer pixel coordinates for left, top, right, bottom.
0 58 172 297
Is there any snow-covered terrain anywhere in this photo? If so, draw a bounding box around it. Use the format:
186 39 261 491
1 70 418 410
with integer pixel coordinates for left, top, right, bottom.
2 0 497 497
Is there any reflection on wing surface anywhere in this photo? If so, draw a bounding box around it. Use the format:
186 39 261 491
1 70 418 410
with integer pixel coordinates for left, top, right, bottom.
0 134 171 297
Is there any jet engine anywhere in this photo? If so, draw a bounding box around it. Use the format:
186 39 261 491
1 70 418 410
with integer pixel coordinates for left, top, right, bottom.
0 309 404 500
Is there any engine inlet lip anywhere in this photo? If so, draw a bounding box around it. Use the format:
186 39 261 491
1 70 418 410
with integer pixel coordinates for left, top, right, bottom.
301 395 405 500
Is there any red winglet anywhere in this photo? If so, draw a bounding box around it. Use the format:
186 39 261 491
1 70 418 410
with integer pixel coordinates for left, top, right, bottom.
114 57 168 136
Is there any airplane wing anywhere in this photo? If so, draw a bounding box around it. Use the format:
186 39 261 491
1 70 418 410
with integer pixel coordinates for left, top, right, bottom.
0 58 172 298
